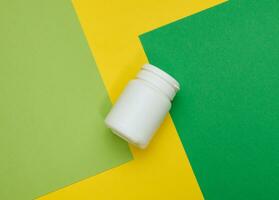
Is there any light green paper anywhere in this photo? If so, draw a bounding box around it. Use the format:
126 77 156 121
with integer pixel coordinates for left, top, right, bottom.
0 1 132 199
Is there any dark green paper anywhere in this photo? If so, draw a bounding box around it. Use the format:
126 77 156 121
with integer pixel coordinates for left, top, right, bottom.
141 1 279 199
0 1 132 199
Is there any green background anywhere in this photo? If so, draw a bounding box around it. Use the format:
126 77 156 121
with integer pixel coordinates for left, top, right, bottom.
141 0 279 199
0 1 132 199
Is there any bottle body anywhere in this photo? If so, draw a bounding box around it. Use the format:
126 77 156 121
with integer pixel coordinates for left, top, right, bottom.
105 64 179 149
105 79 171 148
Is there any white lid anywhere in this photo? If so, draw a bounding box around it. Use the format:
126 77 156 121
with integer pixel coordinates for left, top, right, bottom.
137 64 180 101
143 64 180 91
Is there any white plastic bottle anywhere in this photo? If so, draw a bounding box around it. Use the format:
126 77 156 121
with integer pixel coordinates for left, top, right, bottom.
105 64 180 149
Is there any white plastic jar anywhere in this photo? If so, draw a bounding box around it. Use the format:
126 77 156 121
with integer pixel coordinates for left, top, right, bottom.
105 64 180 149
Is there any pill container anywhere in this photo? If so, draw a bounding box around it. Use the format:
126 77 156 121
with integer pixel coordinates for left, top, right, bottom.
105 64 180 149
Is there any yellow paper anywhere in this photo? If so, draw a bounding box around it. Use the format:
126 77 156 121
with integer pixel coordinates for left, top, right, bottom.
40 0 224 199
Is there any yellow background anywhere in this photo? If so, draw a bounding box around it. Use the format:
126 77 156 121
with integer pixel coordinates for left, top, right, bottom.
40 0 224 199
